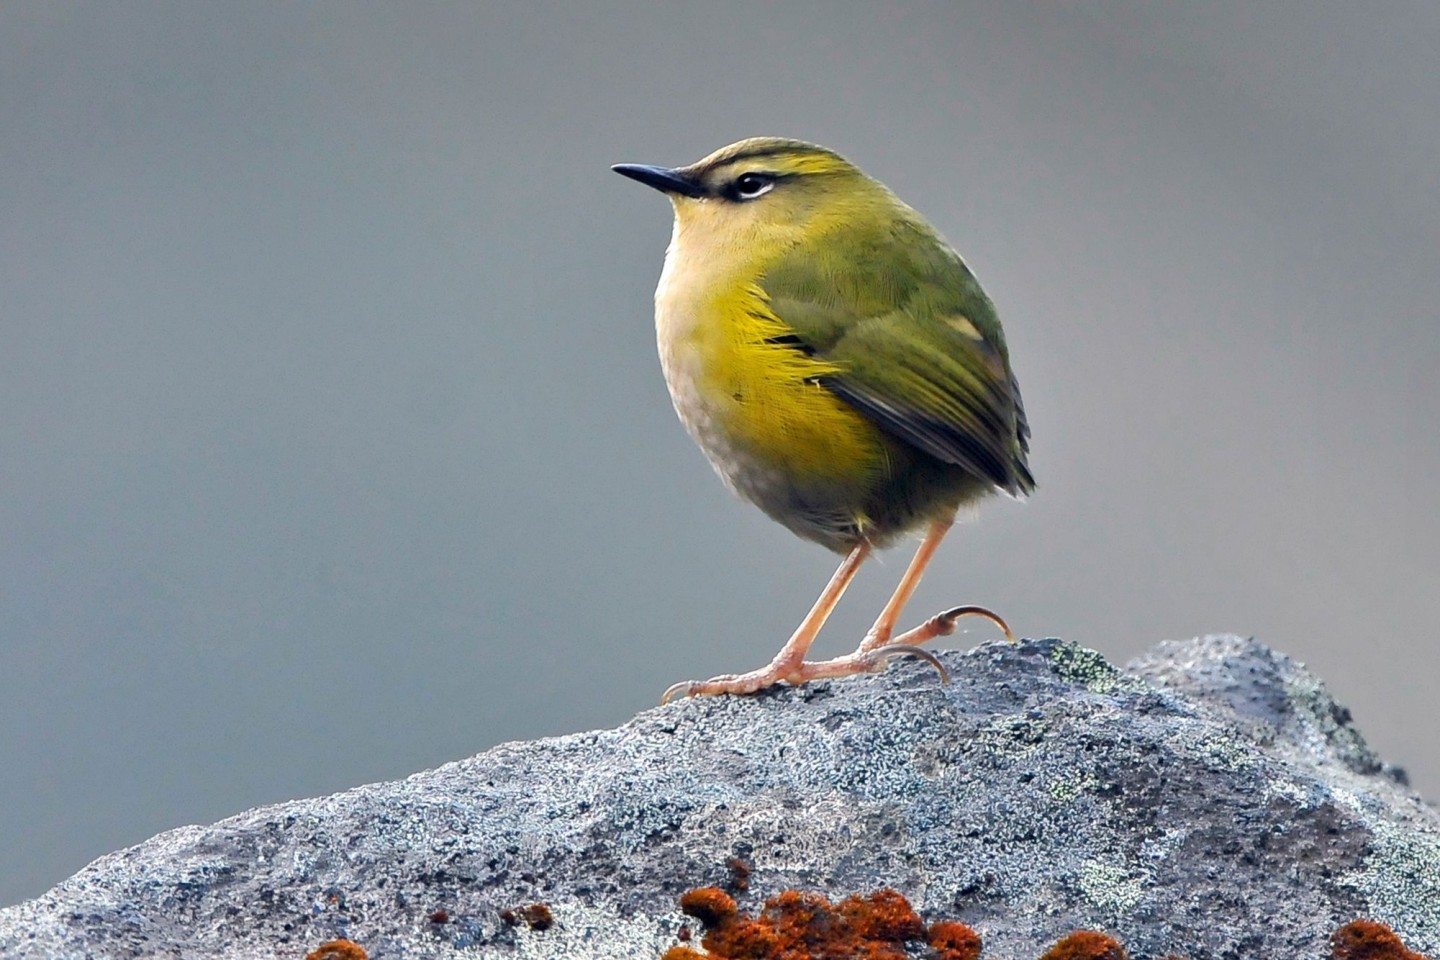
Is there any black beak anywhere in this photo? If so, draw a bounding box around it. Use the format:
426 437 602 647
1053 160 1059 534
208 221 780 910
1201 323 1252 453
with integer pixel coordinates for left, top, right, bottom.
612 163 707 199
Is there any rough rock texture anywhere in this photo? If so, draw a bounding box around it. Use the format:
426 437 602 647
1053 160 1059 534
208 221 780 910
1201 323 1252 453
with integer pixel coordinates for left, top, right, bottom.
1 636 1437 960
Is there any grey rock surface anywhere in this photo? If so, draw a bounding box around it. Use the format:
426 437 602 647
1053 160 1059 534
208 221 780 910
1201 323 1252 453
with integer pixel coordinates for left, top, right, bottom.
1 635 1437 960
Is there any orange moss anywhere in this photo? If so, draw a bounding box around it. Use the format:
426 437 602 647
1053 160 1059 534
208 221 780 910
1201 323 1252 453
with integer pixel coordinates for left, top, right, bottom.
1332 920 1431 960
521 903 554 931
665 890 1430 960
305 941 367 960
499 902 554 931
929 921 983 960
671 885 974 960
724 855 752 892
679 887 739 928
1039 930 1128 960
836 888 928 943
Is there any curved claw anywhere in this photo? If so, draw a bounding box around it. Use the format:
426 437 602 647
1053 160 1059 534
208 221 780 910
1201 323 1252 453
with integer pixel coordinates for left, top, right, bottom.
870 644 951 684
932 604 1016 644
660 680 696 705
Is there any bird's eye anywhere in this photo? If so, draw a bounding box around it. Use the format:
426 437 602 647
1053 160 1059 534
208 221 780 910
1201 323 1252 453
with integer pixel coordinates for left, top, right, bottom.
731 173 776 201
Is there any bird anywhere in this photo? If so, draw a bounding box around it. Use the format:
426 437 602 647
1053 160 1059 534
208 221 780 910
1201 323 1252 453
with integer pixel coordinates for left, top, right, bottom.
612 137 1033 701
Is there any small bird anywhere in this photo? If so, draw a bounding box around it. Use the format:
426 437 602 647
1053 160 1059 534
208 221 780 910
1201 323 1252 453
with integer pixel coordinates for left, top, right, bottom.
613 138 1033 701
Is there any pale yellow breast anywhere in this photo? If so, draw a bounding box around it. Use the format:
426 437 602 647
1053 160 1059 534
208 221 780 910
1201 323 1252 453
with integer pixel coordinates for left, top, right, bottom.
652 221 886 498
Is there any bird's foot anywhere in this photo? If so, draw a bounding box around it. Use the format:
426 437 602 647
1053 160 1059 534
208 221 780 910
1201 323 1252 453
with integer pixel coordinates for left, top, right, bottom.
660 605 1012 702
660 645 948 703
660 663 800 704
791 604 1014 684
862 603 1016 654
784 644 952 683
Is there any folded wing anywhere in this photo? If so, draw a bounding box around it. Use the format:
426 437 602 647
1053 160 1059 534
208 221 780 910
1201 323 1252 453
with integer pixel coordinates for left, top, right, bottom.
761 217 1034 497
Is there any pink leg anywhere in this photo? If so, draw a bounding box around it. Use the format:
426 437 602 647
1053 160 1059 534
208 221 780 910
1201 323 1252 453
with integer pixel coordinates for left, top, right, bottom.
858 517 955 653
780 515 1015 684
662 540 871 702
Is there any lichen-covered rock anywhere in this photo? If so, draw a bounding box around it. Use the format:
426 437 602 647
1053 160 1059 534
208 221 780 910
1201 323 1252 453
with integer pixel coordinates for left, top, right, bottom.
0 636 1436 960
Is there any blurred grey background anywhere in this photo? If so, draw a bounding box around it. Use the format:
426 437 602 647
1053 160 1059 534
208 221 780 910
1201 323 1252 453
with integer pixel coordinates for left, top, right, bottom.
2 1 1437 907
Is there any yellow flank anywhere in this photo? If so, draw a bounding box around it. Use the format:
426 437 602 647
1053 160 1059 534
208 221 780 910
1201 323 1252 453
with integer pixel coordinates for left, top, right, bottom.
692 279 885 483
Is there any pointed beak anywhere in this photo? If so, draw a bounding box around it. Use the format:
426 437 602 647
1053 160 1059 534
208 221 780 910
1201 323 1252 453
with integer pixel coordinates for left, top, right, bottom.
611 163 707 199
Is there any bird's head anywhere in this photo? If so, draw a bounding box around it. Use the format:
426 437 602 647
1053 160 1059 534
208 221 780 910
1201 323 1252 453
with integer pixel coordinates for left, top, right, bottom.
613 137 888 254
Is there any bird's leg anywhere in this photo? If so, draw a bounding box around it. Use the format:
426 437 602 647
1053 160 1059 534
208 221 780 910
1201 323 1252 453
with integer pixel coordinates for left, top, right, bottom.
661 540 871 702
858 516 954 653
863 514 1015 653
780 515 1014 684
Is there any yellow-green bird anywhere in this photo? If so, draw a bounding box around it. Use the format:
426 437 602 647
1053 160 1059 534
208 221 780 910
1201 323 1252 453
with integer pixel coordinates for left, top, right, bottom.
613 137 1033 701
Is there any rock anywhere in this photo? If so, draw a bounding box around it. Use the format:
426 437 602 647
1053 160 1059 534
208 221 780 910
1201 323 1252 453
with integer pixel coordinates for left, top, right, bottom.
1 636 1437 960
